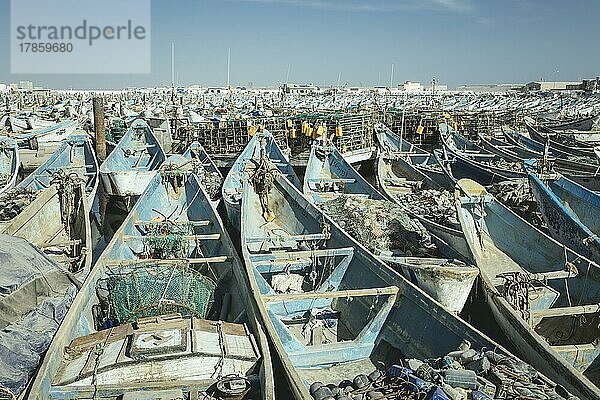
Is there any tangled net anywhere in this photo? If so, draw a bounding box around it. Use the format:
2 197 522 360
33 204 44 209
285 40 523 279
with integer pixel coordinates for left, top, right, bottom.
143 221 193 258
97 263 216 325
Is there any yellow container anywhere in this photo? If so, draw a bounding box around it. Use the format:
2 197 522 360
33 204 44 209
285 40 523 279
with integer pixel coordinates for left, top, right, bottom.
313 125 325 139
248 125 258 137
335 126 343 137
287 119 293 128
289 128 297 139
341 144 347 152
416 125 424 135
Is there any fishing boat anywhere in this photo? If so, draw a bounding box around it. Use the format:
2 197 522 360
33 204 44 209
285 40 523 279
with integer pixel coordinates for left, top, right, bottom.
0 137 19 195
0 132 96 275
11 119 79 172
28 158 274 399
305 140 478 313
479 129 600 191
222 128 300 230
546 114 599 131
526 118 596 158
528 168 600 264
439 123 524 185
375 123 453 189
17 131 99 207
99 118 166 212
455 178 600 399
240 163 573 399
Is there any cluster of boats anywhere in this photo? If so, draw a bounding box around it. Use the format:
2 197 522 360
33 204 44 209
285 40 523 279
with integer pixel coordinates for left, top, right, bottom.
1 91 600 399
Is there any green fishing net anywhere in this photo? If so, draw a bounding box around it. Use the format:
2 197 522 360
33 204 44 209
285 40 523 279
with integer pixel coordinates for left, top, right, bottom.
143 221 193 258
99 264 216 325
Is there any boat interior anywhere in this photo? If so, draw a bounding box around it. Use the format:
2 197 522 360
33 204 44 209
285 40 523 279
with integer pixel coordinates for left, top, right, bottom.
104 119 164 172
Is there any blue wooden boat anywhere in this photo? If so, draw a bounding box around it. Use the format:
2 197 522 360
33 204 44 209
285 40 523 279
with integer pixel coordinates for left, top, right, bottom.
100 118 166 211
305 140 478 313
456 178 600 399
528 169 600 265
18 132 99 208
12 119 79 172
479 130 600 191
0 137 20 195
375 123 454 189
439 123 524 185
28 158 274 400
222 128 300 230
0 133 95 277
241 165 573 399
526 118 596 158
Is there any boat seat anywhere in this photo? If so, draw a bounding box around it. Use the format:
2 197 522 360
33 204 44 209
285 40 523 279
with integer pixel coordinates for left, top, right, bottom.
550 343 600 372
104 256 229 267
249 247 354 262
530 303 600 325
246 233 329 245
134 219 211 227
123 233 221 241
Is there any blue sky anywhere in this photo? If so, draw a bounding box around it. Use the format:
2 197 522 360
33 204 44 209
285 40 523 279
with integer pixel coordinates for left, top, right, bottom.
1 0 599 89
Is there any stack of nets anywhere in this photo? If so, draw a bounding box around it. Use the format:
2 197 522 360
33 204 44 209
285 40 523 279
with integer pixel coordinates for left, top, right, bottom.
0 187 39 221
98 264 216 325
143 221 193 258
394 189 459 228
319 195 434 256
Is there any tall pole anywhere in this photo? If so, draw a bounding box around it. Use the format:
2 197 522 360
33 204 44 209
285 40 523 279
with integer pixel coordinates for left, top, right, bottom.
93 97 106 162
400 91 407 148
390 63 394 88
171 42 175 89
227 47 231 89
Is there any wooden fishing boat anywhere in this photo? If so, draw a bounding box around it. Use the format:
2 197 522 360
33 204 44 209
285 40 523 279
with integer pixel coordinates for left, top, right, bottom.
305 141 478 313
241 164 573 399
100 118 166 212
528 169 600 264
0 137 20 195
479 130 600 191
526 118 596 158
17 131 99 207
375 123 453 189
546 114 599 131
0 132 96 275
455 178 600 399
11 119 79 172
222 128 300 230
28 159 274 399
439 123 524 185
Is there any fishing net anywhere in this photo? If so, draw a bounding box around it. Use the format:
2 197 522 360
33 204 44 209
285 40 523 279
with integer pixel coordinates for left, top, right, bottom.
0 187 40 221
319 195 435 256
198 171 223 200
143 221 193 258
395 188 459 227
0 173 10 188
98 264 216 325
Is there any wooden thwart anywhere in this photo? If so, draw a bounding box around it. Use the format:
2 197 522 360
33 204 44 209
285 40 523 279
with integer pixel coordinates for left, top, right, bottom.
263 285 399 303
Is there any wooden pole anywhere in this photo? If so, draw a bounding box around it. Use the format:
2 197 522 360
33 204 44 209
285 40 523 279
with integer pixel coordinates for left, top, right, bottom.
93 97 106 162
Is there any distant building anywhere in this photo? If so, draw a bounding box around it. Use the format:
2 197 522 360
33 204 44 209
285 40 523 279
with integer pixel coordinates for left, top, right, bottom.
0 84 8 93
19 80 34 91
582 77 600 92
524 81 582 91
399 81 422 92
283 84 318 95
423 84 448 92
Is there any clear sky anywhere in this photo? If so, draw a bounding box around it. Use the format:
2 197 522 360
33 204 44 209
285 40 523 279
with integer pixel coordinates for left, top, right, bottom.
1 0 599 89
